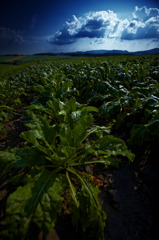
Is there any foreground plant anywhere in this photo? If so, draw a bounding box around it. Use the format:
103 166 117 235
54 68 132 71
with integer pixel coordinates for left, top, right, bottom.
0 97 134 240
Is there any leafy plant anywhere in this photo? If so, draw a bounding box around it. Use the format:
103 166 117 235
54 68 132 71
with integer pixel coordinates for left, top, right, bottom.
1 55 158 239
0 80 21 135
1 98 134 240
128 114 159 146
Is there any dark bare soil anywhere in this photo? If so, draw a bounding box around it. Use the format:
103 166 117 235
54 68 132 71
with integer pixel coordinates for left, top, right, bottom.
0 110 159 240
54 155 159 240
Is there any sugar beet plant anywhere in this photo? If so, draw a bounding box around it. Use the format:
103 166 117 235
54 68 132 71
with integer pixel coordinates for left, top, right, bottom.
1 55 158 239
0 94 134 239
2 55 158 239
0 79 22 134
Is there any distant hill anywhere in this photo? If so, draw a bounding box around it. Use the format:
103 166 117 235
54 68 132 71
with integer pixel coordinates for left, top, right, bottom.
57 48 159 56
57 49 130 56
132 48 159 55
1 48 159 57
34 53 56 56
85 49 129 55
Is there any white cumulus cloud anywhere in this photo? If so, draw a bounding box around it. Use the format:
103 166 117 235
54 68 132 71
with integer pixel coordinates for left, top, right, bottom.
121 6 159 40
133 6 159 21
48 6 159 46
48 10 119 45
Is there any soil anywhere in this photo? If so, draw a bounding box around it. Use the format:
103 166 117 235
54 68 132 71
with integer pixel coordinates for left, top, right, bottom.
4 56 26 62
0 106 159 240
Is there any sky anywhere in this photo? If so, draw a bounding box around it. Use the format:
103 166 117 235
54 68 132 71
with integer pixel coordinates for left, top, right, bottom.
0 0 159 54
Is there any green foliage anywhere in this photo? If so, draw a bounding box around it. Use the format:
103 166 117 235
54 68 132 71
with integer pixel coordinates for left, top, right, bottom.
68 169 107 240
0 80 21 134
0 61 34 81
3 171 67 240
1 96 133 240
1 55 158 239
128 114 159 146
0 150 19 178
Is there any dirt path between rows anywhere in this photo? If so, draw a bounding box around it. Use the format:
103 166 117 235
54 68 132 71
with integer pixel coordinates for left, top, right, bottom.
5 56 26 62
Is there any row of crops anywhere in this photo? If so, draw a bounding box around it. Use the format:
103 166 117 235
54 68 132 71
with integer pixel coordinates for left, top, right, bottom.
0 55 75 64
0 55 159 239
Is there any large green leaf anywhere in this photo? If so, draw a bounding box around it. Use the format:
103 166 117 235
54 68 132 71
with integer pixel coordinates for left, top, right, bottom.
128 116 159 146
14 147 45 167
128 124 149 146
99 100 121 120
146 117 159 137
57 112 94 148
20 130 50 155
20 116 60 156
94 135 135 162
2 181 33 240
25 169 64 215
3 170 67 240
69 168 106 240
66 171 79 208
27 171 67 238
71 112 94 145
0 151 19 178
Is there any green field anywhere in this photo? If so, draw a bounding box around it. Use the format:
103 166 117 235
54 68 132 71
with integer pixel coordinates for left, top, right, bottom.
1 54 158 81
0 54 159 240
0 55 83 81
0 54 75 64
0 62 36 81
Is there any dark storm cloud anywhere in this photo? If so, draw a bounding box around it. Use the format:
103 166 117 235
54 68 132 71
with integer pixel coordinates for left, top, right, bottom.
48 11 118 45
0 27 25 53
31 14 37 30
0 27 47 54
75 19 109 38
50 29 76 45
85 19 104 30
0 27 24 45
75 27 105 38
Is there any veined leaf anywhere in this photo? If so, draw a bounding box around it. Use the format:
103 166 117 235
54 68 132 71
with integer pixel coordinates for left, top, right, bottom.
146 117 159 136
32 173 67 236
20 130 39 146
20 130 49 155
85 125 111 139
60 145 77 160
3 181 33 240
70 169 99 207
3 170 67 240
65 96 77 113
20 116 60 155
128 116 159 146
94 135 135 162
66 171 79 208
68 168 106 240
14 147 45 167
72 112 94 145
0 150 19 178
81 105 99 113
25 169 63 215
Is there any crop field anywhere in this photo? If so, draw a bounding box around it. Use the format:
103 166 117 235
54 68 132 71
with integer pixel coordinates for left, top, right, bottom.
0 55 159 240
0 55 75 64
0 55 83 82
